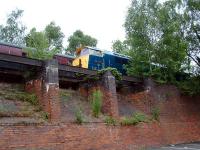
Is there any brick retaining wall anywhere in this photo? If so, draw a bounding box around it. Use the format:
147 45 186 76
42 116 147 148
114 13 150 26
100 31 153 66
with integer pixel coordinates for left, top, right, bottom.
0 121 200 150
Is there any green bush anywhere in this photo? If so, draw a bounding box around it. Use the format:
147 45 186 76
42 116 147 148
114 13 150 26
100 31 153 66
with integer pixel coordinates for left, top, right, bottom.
133 112 147 122
151 107 160 121
104 116 117 126
120 117 135 126
75 107 84 124
120 112 148 126
90 90 102 118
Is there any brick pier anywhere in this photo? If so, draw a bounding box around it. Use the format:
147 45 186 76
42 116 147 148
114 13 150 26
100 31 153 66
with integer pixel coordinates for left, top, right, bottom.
25 60 61 122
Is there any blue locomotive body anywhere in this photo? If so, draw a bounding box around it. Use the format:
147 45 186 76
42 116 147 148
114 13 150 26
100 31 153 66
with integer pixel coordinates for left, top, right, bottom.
72 47 130 75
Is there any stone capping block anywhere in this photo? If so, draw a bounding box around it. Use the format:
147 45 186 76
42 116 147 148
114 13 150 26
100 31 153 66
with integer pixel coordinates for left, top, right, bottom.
44 59 59 84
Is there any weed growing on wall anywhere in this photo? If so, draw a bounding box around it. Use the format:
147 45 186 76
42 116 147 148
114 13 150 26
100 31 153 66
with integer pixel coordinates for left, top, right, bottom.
104 116 117 126
75 107 84 124
3 92 38 105
120 112 148 126
151 107 160 121
90 90 102 118
41 112 49 121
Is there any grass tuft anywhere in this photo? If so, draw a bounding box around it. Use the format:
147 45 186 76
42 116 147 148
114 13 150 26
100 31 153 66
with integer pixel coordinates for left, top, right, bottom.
104 116 117 126
90 90 102 118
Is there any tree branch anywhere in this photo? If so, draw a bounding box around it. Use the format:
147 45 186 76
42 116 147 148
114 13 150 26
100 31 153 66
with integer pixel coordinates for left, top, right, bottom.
194 27 200 42
186 51 200 67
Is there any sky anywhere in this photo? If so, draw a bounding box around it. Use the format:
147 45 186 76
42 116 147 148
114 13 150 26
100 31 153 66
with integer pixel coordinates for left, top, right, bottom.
0 0 131 50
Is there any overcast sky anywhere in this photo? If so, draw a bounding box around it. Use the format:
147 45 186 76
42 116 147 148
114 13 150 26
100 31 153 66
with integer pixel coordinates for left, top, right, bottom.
0 0 131 50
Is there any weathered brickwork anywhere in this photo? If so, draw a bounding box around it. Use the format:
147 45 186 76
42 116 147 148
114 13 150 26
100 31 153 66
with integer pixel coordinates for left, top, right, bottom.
25 60 61 122
123 78 200 123
1 121 200 150
6 75 199 150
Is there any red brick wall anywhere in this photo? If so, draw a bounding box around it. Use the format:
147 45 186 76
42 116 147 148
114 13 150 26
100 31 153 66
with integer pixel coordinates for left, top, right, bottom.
25 79 61 122
1 122 200 150
121 84 200 123
2 82 199 150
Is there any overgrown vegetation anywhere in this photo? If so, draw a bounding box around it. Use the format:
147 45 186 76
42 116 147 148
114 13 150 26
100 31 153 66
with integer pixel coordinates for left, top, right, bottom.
98 67 122 80
151 107 160 121
0 85 50 121
178 76 200 96
41 111 49 121
104 116 117 126
120 112 148 126
0 90 38 106
112 0 200 95
90 90 102 118
75 107 84 124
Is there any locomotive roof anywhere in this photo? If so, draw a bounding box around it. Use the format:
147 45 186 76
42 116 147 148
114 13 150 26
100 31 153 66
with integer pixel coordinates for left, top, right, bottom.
55 53 75 59
84 46 102 52
104 50 130 59
84 46 130 59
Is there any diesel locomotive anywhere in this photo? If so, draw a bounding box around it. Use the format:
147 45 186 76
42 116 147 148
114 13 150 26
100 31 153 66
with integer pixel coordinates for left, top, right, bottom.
72 46 130 75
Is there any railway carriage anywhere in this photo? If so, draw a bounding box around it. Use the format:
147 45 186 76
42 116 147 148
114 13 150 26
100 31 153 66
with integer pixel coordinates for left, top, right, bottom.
0 42 26 57
0 41 75 65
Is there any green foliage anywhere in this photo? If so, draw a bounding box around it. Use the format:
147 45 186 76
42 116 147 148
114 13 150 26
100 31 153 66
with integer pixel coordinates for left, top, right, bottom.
98 67 122 81
120 112 148 126
41 111 49 121
45 21 64 51
178 76 200 96
112 40 129 54
120 117 135 126
66 30 97 55
90 90 102 118
133 112 148 122
3 92 38 106
25 21 64 60
25 28 49 50
104 116 117 126
151 107 160 121
125 0 187 82
24 28 57 60
0 9 26 45
182 0 200 69
123 0 200 95
75 107 84 124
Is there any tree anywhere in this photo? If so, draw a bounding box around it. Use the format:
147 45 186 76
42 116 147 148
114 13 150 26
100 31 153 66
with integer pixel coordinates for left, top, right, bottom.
112 40 129 54
24 28 55 59
182 0 200 70
66 30 97 54
45 21 64 51
0 9 26 45
125 0 187 82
